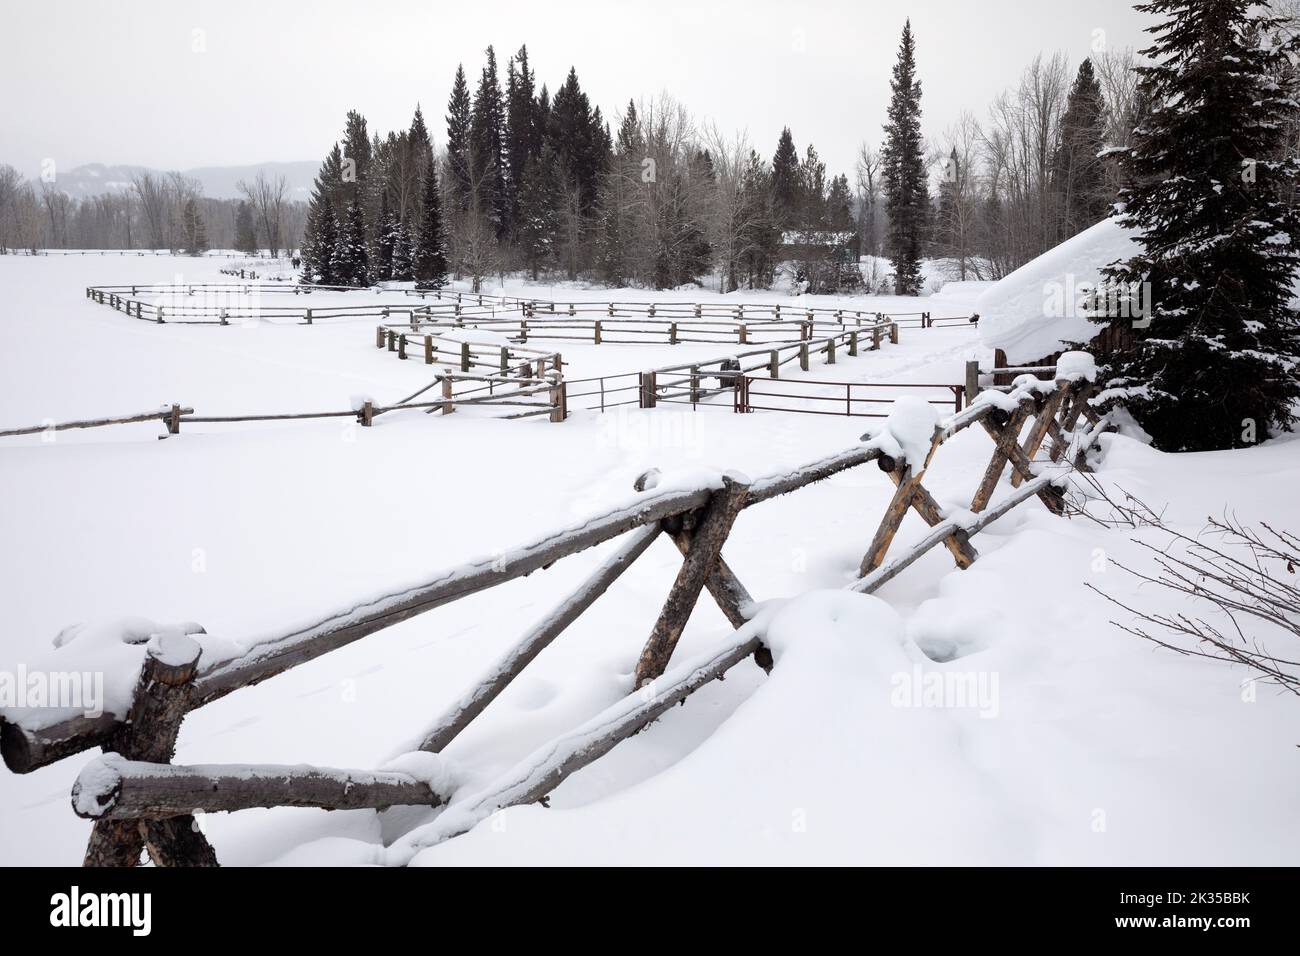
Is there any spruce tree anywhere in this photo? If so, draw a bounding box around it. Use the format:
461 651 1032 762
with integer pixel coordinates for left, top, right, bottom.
179 198 207 256
446 65 473 214
333 192 370 288
313 204 340 285
881 19 929 295
235 200 258 256
391 218 414 282
517 146 561 279
1053 58 1110 239
771 127 800 230
374 189 396 282
470 46 507 235
301 144 344 284
1091 0 1300 452
413 165 449 290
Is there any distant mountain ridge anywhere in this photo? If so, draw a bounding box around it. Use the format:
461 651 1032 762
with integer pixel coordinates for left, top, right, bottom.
53 161 317 201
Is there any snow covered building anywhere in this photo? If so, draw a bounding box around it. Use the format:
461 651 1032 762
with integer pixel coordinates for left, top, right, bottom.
976 218 1139 374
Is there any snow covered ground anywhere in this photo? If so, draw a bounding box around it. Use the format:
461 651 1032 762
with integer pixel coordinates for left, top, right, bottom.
0 254 1295 866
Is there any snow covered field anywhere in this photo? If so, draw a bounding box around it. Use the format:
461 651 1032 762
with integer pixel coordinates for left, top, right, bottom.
0 254 1296 866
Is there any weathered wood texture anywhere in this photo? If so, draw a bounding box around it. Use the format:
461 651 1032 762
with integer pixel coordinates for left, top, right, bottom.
74 758 443 820
634 475 751 687
82 636 218 867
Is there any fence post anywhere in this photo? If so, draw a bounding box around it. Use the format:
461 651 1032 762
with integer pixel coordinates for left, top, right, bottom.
769 349 779 379
387 330 396 352
669 322 678 345
594 320 602 345
398 334 407 360
425 335 434 364
376 325 385 348
81 635 217 868
520 319 528 343
965 361 981 408
826 337 836 364
890 322 899 344
499 346 509 374
549 379 567 423
167 404 181 435
738 324 747 344
156 306 164 324
849 330 858 356
689 366 700 404
360 400 374 426
799 342 809 371
460 342 471 372
305 309 313 325
441 377 454 414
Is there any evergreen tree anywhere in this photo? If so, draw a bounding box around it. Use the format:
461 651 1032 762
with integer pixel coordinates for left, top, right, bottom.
234 200 258 256
313 203 340 286
301 144 344 284
408 105 434 218
771 127 800 230
446 65 473 214
180 198 207 255
470 46 507 235
413 165 449 289
505 45 541 233
374 189 396 282
333 192 370 287
1091 0 1300 452
881 19 930 295
1053 58 1110 238
516 146 562 279
391 218 414 282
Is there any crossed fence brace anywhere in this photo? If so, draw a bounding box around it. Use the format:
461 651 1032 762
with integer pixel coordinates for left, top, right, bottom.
2 368 1111 866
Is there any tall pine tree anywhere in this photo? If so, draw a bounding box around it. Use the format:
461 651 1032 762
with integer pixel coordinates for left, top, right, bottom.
470 46 507 236
413 165 449 290
301 144 344 284
333 191 370 288
1091 0 1300 451
446 65 473 215
1053 58 1110 239
881 20 929 295
771 128 800 231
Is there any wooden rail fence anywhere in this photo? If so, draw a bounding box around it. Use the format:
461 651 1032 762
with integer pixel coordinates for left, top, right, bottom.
0 359 1115 866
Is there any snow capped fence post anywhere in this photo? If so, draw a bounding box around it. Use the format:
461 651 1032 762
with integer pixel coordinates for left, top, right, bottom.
427 336 435 365
81 633 218 868
849 331 859 356
799 342 810 371
398 334 407 360
166 404 181 436
459 342 470 373
441 376 454 415
965 361 980 409
376 325 385 348
890 322 899 344
634 473 751 688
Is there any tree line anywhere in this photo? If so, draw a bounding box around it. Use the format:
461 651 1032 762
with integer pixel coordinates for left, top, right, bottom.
0 166 306 256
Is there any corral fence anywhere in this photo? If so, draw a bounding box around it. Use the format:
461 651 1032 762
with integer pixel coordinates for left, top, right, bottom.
0 369 568 442
83 283 976 334
0 359 1114 866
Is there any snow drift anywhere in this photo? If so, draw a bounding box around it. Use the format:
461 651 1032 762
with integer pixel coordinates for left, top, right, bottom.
977 218 1140 364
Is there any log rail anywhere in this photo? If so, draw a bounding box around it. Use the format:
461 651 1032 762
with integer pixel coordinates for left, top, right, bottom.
0 359 1116 867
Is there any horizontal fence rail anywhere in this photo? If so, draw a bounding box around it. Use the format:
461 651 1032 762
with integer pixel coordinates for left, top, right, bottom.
0 358 1116 868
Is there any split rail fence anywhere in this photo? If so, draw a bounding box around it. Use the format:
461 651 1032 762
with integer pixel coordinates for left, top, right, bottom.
0 360 1115 866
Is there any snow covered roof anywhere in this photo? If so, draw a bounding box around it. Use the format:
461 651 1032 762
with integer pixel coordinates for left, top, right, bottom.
977 218 1140 364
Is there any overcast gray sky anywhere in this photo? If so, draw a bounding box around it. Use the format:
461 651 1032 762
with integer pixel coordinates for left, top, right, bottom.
2 0 1151 180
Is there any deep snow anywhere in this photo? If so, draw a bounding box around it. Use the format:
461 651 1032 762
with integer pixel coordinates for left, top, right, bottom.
0 253 1295 866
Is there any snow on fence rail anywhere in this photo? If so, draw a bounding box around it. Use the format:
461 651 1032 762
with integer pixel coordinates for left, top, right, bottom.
0 355 1115 867
0 372 567 441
